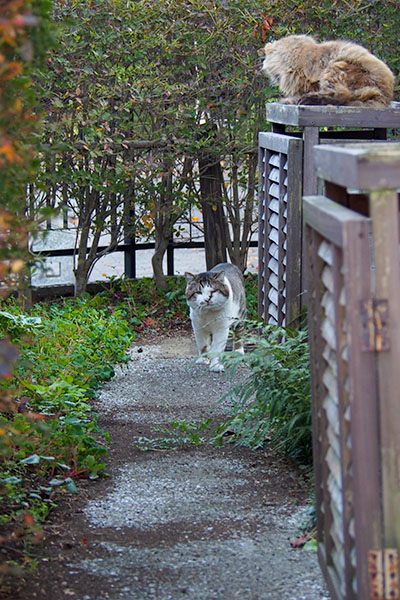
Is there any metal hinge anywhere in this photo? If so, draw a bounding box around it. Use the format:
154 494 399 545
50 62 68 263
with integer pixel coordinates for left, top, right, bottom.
360 299 390 352
369 549 399 599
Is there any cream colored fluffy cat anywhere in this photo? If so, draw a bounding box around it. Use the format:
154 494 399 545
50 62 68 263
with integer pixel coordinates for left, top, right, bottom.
261 34 394 107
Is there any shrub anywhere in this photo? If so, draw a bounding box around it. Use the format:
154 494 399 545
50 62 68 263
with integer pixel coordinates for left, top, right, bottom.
0 295 134 570
216 324 312 464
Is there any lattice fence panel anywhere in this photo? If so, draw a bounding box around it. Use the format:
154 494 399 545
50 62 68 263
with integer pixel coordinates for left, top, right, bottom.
305 195 381 600
316 235 356 597
258 132 302 327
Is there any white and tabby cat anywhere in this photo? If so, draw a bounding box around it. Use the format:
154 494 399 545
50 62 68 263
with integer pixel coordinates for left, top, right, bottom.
184 263 247 372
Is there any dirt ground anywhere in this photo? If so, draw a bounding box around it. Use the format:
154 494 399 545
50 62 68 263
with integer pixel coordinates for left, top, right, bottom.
11 333 329 600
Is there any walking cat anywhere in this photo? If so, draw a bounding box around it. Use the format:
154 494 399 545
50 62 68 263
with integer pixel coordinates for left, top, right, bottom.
260 34 394 107
184 263 247 373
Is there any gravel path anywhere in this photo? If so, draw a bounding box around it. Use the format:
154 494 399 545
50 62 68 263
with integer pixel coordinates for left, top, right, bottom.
19 334 330 600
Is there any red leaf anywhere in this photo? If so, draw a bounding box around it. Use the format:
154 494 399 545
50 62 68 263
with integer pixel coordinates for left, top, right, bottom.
24 513 35 526
143 316 157 327
261 16 274 42
290 535 307 549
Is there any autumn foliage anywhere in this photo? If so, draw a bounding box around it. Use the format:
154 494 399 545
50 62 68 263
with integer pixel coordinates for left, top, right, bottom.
0 0 52 579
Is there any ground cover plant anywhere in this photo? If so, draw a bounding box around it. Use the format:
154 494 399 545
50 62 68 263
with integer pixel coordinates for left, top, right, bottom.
0 296 134 574
102 272 259 332
217 324 312 464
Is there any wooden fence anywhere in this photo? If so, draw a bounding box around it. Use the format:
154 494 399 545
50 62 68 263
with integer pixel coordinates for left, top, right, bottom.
258 132 302 326
305 142 400 600
258 102 400 327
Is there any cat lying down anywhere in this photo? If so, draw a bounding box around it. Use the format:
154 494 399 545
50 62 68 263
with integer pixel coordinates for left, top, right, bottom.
260 34 394 107
184 263 247 373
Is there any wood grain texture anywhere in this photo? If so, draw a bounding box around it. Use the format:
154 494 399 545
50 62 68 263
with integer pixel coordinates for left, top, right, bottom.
266 102 400 128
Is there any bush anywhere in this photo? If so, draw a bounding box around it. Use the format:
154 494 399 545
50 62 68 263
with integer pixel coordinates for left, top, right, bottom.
216 324 312 464
0 295 134 570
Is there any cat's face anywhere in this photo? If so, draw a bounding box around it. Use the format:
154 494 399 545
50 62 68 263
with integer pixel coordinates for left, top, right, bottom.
184 271 229 312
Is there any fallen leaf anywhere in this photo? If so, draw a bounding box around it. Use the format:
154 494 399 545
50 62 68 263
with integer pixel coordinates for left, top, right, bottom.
261 16 274 42
290 535 307 549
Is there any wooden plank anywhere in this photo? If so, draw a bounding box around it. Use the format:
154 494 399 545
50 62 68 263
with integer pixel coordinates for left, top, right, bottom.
307 230 338 568
277 152 287 326
266 102 400 128
285 136 303 327
332 243 357 597
343 215 382 599
319 544 345 600
303 127 320 196
306 228 327 550
303 196 366 248
269 154 280 167
313 143 400 191
369 190 400 552
258 145 268 320
259 131 295 154
268 182 280 199
268 167 280 183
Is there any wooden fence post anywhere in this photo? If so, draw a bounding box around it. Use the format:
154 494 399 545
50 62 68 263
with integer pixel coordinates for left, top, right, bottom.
310 142 400 599
369 190 400 554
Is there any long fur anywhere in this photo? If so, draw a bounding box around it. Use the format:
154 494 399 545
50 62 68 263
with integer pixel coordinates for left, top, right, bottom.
261 34 394 107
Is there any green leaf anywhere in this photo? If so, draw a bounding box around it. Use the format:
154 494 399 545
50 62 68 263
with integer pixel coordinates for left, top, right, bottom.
20 454 41 465
49 478 64 487
303 539 318 551
64 478 78 494
3 477 22 485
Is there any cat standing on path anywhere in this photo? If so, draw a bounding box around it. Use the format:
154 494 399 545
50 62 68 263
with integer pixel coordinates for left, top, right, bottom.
260 34 394 107
184 263 247 373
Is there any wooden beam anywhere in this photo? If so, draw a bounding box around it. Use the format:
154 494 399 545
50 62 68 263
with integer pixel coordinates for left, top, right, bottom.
266 102 400 128
370 189 400 553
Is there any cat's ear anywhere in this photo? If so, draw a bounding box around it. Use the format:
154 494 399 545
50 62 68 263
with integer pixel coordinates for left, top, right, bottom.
213 270 225 281
184 272 195 284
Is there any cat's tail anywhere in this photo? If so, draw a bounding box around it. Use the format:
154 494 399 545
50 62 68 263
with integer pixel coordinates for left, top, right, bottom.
297 88 389 107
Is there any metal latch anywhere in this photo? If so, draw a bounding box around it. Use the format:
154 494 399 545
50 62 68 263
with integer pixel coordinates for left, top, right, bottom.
368 549 399 599
360 299 390 352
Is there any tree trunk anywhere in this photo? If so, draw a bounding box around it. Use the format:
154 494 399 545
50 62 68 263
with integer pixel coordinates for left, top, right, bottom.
224 152 258 272
151 165 175 289
74 263 90 297
151 237 169 289
198 154 227 270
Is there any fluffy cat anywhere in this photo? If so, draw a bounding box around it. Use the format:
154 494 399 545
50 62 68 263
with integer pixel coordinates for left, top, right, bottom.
260 34 394 107
184 263 247 373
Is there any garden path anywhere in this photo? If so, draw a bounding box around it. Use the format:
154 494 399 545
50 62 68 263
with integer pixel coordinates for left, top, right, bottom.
18 333 329 600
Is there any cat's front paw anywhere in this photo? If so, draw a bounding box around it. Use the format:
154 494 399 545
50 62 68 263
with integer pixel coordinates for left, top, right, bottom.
195 355 209 365
210 362 225 373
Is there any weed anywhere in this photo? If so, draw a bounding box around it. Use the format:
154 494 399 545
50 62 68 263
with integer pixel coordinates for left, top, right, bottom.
215 324 312 463
133 418 214 451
